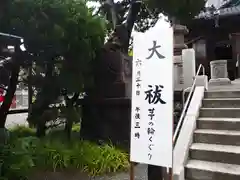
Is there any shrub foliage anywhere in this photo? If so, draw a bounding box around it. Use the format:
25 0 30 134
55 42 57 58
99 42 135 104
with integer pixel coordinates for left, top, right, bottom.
0 126 129 180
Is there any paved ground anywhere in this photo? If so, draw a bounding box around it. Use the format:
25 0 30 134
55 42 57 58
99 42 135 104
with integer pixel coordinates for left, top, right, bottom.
95 164 147 180
208 78 240 91
30 164 148 180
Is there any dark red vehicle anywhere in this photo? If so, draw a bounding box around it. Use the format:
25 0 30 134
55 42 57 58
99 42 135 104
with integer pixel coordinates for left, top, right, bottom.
0 88 16 108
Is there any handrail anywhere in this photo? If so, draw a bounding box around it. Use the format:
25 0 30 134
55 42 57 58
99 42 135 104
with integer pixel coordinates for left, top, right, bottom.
173 64 205 145
182 65 205 105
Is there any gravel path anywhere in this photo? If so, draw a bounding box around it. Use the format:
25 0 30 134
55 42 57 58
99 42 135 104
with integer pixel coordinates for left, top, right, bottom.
30 164 147 180
94 164 147 180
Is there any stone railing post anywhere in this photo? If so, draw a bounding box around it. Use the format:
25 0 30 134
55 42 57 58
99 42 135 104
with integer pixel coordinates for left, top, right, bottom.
182 49 196 89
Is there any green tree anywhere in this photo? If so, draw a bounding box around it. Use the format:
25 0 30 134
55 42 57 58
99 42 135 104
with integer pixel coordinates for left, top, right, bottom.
0 0 106 135
90 0 206 51
0 34 26 129
0 0 206 136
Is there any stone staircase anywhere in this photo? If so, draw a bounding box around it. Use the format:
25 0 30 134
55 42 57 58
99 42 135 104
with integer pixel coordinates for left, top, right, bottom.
185 90 240 180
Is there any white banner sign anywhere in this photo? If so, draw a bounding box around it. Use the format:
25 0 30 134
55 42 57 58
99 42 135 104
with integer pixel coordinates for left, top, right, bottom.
130 19 173 168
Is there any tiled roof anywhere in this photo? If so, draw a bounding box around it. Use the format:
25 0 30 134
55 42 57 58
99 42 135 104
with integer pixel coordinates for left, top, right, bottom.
221 0 240 8
196 5 240 19
196 0 240 19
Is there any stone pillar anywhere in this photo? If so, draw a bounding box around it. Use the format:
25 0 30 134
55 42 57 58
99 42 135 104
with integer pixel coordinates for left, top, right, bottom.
209 60 231 85
174 56 182 91
81 49 133 148
231 33 240 79
174 24 188 55
206 35 216 77
182 49 196 89
173 24 189 91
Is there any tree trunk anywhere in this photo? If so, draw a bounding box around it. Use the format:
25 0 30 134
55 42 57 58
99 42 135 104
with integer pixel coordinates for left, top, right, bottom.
64 113 73 139
36 118 46 137
64 92 79 139
0 64 20 128
28 63 33 117
32 62 60 137
124 0 141 52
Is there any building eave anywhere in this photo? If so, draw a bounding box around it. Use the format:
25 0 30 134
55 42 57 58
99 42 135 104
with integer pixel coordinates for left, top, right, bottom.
196 5 240 19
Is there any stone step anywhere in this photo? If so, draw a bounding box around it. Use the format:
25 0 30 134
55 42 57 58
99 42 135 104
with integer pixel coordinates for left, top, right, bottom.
194 129 240 146
199 108 240 118
202 98 240 108
185 160 240 180
205 90 240 98
197 118 240 131
190 143 240 165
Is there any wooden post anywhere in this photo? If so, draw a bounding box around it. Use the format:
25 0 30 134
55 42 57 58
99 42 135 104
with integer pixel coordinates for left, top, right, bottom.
168 168 172 180
130 162 134 180
163 167 172 180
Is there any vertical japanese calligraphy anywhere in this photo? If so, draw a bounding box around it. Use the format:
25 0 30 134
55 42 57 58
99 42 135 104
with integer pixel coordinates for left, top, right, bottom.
145 41 167 159
146 40 165 59
134 57 142 139
134 106 141 139
145 84 166 160
130 19 173 168
135 59 142 97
